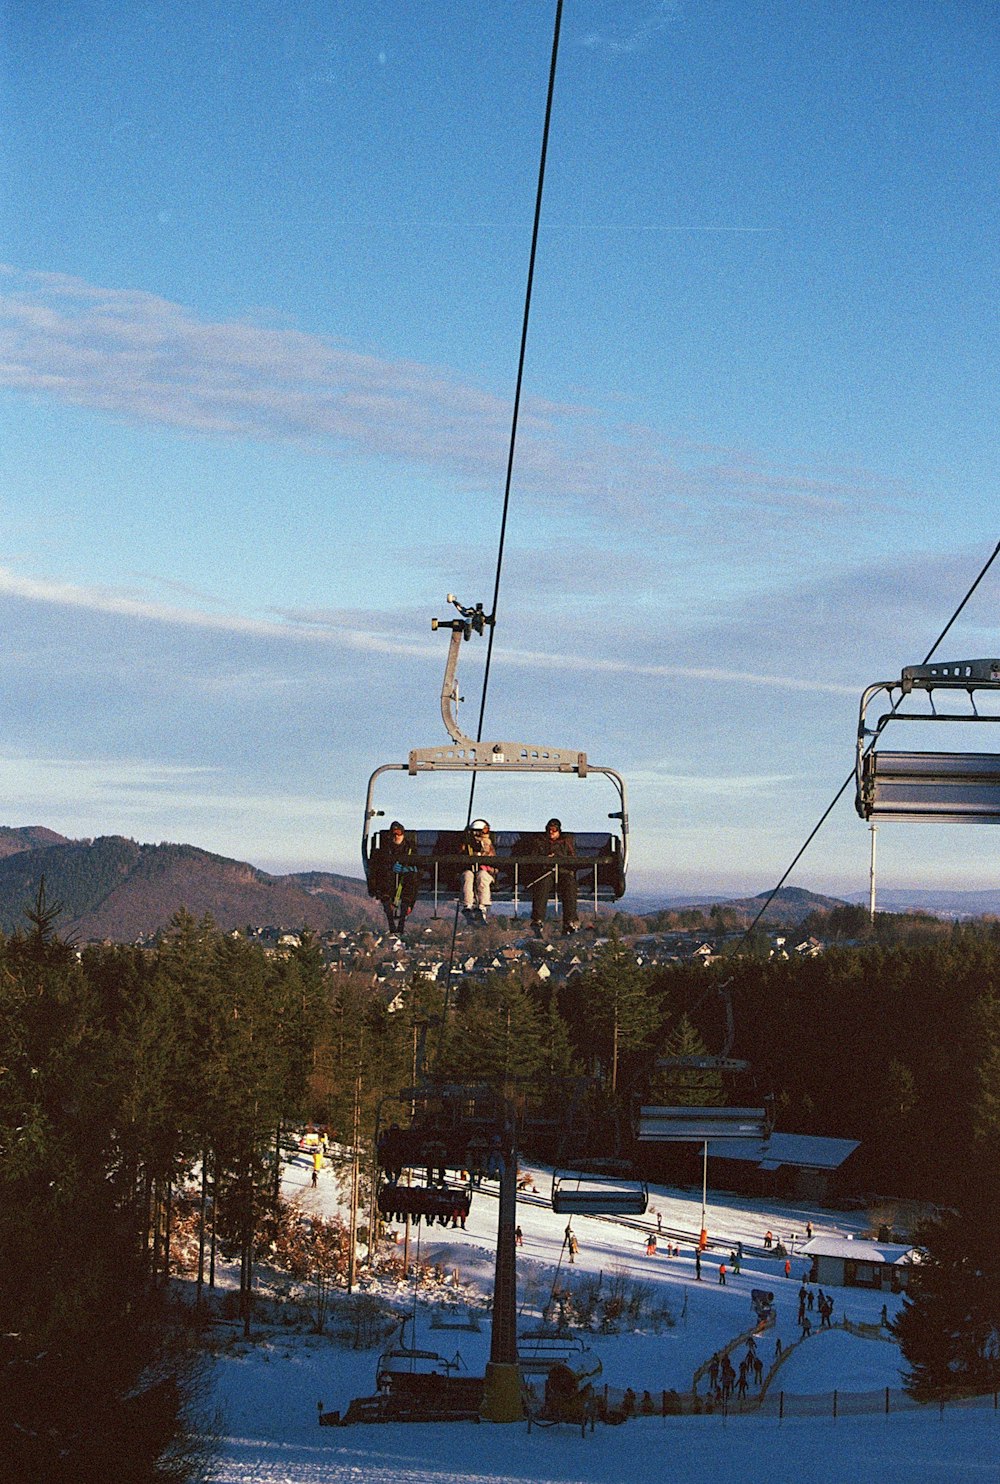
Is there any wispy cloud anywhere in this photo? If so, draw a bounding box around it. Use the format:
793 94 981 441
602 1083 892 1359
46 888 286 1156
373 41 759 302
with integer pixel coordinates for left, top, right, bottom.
0 265 897 529
0 564 860 698
578 2 679 55
498 645 858 695
627 768 797 793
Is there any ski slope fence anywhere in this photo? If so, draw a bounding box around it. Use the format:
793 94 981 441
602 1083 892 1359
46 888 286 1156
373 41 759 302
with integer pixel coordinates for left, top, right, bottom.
560 1381 1000 1422
682 1309 1000 1421
754 1387 1000 1420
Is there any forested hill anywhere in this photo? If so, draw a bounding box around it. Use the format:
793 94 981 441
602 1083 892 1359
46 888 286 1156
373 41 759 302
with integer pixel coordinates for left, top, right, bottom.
0 824 71 858
0 829 381 940
726 885 846 921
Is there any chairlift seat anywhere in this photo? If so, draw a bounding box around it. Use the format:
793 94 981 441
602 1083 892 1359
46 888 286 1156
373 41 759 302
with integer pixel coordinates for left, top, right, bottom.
858 750 1000 823
367 829 626 903
638 1106 771 1143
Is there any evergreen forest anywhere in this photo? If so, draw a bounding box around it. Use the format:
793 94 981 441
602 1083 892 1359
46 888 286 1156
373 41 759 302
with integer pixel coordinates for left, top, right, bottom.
4 900 1000 1474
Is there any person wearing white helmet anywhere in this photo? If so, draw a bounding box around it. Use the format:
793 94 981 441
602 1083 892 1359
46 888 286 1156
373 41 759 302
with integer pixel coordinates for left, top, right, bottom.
460 819 497 925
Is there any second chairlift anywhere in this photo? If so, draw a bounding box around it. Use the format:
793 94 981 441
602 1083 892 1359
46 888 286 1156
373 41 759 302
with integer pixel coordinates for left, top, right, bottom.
856 657 1000 823
549 1082 648 1218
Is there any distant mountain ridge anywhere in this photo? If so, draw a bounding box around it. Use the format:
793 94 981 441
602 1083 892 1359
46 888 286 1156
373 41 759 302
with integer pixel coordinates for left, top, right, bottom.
628 885 848 924
0 826 990 941
0 828 382 940
722 885 847 923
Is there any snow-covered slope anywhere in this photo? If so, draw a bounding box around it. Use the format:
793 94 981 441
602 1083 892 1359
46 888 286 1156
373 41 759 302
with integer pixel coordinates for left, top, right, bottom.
203 1154 996 1482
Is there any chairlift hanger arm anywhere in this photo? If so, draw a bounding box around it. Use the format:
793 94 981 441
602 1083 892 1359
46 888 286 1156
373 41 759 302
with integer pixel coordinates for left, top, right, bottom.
428 594 591 763
431 595 494 747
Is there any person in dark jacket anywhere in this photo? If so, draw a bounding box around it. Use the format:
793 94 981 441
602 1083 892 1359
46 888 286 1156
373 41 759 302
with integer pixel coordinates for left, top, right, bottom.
371 820 420 933
528 818 579 935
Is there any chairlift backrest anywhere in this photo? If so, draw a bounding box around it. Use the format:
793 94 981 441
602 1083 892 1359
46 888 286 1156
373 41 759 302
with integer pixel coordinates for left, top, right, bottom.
367 827 626 903
517 1331 590 1374
858 752 1000 823
638 1106 771 1143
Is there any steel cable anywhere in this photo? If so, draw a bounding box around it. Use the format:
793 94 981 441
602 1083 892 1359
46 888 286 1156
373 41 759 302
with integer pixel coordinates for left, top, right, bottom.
437 2 564 1024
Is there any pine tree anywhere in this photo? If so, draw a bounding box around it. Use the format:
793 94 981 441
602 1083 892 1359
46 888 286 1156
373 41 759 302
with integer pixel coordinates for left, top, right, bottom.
442 974 551 1095
648 1013 723 1106
572 934 659 1094
894 1197 1000 1399
0 898 199 1479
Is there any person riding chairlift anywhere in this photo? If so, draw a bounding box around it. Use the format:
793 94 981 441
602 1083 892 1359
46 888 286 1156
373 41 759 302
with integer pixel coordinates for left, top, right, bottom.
460 819 496 925
373 820 419 935
529 818 579 937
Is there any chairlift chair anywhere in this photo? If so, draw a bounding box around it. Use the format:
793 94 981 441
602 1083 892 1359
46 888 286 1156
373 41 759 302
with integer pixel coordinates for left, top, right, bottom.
546 1081 648 1217
550 1166 649 1217
362 597 629 910
374 1083 508 1226
856 659 1000 822
640 1049 773 1146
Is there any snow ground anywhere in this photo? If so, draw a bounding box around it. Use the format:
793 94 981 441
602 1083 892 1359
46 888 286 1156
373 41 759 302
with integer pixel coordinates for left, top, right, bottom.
202 1154 999 1482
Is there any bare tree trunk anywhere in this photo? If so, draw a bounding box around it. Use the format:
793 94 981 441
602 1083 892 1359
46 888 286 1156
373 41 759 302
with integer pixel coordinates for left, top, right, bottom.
197 1149 208 1301
240 1164 255 1337
209 1155 218 1289
163 1176 173 1283
151 1176 163 1284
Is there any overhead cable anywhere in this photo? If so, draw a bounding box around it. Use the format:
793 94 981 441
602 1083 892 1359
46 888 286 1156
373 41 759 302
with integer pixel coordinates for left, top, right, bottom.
440 0 564 1016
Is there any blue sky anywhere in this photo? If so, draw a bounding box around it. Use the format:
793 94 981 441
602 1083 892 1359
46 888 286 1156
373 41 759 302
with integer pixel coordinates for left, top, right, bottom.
2 1 999 898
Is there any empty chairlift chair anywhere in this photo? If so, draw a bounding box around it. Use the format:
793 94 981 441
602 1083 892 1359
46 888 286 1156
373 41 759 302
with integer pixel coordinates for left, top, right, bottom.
856 659 1000 823
639 1055 773 1147
550 1163 648 1218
